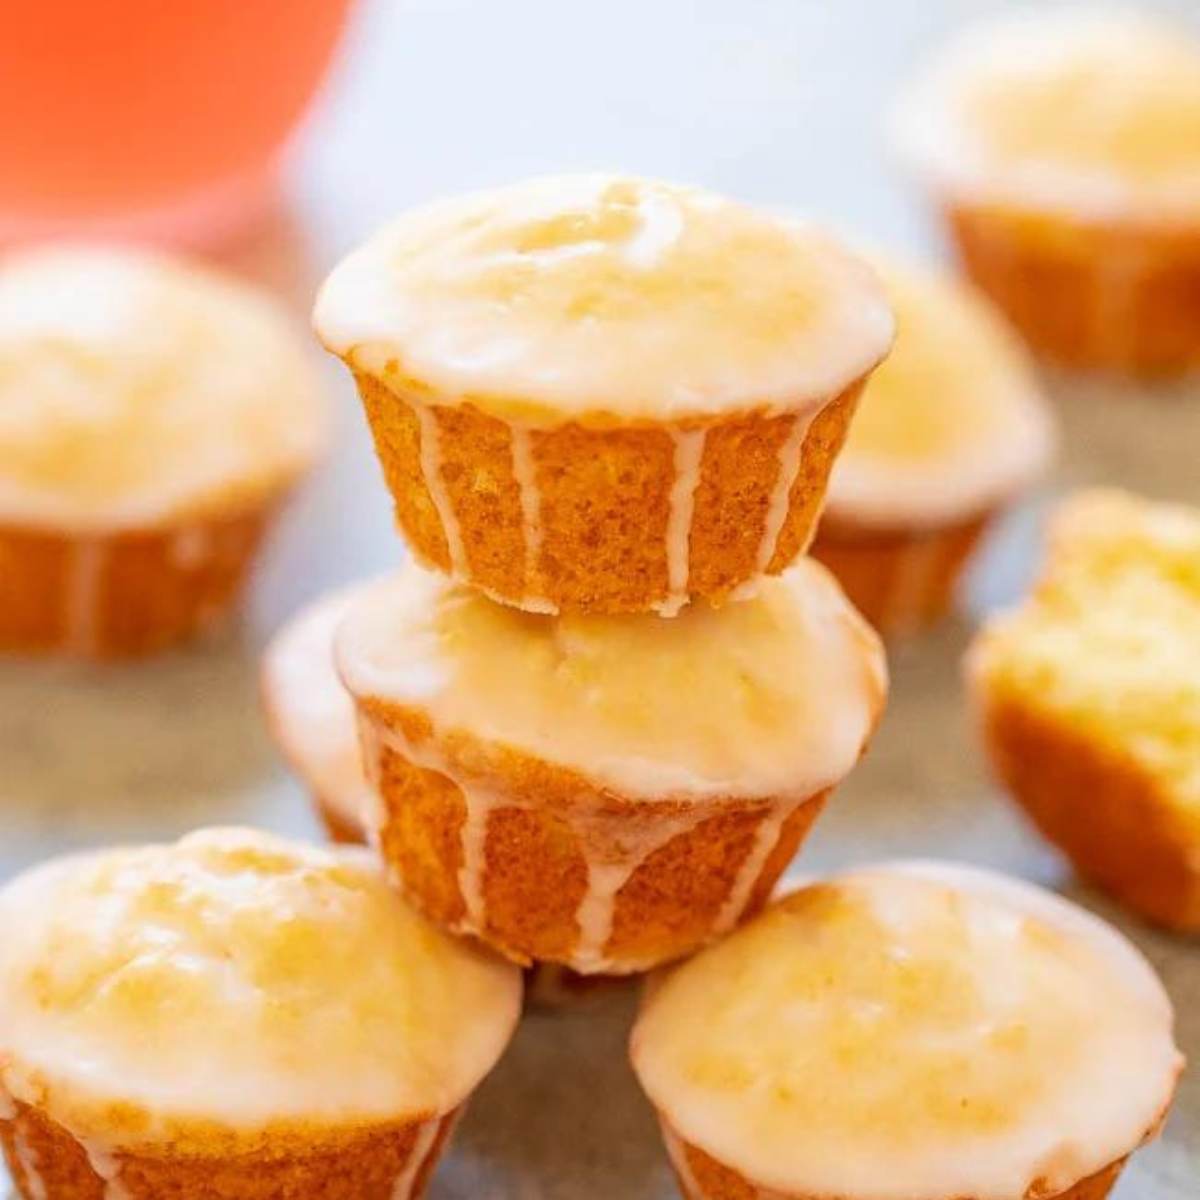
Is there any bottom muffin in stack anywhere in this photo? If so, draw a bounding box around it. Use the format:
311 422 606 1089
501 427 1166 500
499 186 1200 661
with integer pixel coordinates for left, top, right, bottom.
335 558 887 975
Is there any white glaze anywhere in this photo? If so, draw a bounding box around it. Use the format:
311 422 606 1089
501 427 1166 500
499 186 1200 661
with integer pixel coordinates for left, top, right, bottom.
0 831 522 1141
314 175 894 425
509 426 545 607
755 411 814 573
0 245 326 532
337 559 887 803
568 808 713 973
661 1122 706 1200
167 525 209 570
83 1140 131 1200
659 429 707 617
457 788 501 932
64 538 104 655
262 583 380 837
12 1123 47 1200
413 402 468 577
891 8 1200 225
633 860 1183 1200
711 799 797 937
390 1117 442 1200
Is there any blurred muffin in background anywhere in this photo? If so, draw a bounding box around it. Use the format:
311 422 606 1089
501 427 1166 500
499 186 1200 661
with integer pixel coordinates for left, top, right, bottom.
0 245 327 658
968 489 1200 932
892 9 1200 375
262 583 375 844
0 828 521 1200
631 861 1181 1200
812 255 1054 638
314 174 893 615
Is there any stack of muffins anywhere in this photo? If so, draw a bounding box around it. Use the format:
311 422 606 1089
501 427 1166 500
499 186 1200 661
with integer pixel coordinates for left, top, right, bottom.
0 171 1186 1200
310 173 893 975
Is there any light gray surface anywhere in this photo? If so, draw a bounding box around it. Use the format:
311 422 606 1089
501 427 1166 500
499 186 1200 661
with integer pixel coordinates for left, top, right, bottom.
1 1 1197 1196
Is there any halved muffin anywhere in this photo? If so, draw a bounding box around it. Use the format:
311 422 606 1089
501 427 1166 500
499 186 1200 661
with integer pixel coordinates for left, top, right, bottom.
262 583 375 843
0 828 521 1200
314 174 893 614
336 558 887 974
813 255 1054 636
0 245 327 657
892 9 1200 375
631 861 1182 1200
968 488 1200 931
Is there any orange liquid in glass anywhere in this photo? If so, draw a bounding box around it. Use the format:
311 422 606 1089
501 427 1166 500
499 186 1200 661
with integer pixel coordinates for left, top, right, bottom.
0 0 354 244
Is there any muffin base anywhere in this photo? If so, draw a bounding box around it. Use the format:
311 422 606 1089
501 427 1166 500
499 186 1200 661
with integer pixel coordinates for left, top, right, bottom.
946 204 1200 376
353 371 864 613
978 689 1200 931
0 504 277 658
1 1099 459 1200
659 1120 1127 1200
811 512 990 637
357 698 833 974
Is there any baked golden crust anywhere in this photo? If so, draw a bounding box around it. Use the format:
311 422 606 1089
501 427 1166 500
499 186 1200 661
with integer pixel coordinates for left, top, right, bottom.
0 503 277 658
659 1120 1127 1200
1 1099 458 1200
354 371 863 613
314 794 366 845
946 205 1200 375
977 687 1200 931
811 512 989 637
358 698 833 973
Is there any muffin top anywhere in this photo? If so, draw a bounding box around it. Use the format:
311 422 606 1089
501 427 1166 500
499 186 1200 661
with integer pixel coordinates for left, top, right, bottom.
892 10 1200 223
632 861 1181 1200
0 246 326 531
0 829 521 1145
825 256 1053 528
970 489 1200 823
337 559 886 800
262 584 372 833
313 174 893 425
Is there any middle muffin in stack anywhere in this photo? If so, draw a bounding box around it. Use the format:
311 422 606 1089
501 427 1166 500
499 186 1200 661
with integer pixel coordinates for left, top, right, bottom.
314 174 893 975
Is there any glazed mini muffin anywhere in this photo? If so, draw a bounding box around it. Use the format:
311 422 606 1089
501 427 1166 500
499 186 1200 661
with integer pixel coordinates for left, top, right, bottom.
336 557 887 975
968 489 1200 931
262 583 374 843
314 174 893 614
631 860 1182 1200
892 9 1200 374
812 255 1054 636
0 245 326 657
0 827 521 1200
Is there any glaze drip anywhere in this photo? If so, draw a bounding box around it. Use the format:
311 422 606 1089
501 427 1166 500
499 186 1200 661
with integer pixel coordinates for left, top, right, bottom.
659 429 707 617
412 402 468 577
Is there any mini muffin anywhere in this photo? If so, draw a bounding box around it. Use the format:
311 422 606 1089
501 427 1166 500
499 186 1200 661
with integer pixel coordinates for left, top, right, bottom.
336 558 887 974
262 583 375 843
631 860 1183 1200
892 10 1200 375
0 828 521 1200
968 489 1200 931
812 255 1054 637
314 174 893 614
0 245 326 657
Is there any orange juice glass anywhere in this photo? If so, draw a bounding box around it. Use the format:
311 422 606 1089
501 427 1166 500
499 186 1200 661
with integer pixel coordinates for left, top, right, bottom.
0 0 355 246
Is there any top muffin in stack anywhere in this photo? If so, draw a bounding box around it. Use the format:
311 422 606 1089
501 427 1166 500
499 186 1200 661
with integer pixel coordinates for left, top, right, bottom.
313 175 893 974
315 174 892 614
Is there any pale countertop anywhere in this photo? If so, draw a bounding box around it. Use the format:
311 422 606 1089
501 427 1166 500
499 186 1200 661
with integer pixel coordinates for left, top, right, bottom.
1 1 1198 1196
